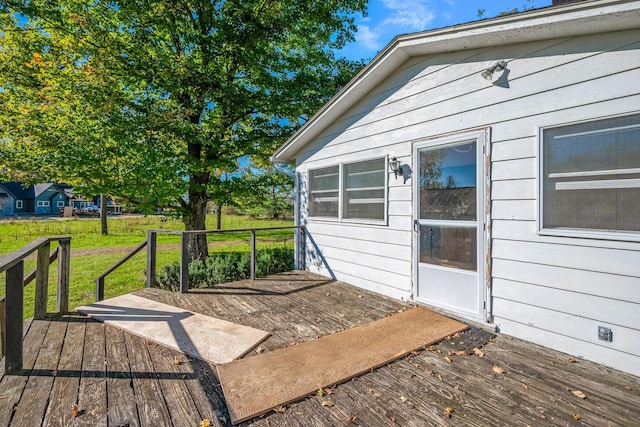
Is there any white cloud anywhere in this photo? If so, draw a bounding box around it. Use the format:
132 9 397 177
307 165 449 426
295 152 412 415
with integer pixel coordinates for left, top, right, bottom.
355 24 382 50
380 0 436 31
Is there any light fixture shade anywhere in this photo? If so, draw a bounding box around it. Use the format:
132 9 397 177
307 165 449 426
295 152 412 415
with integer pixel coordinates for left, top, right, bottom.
389 156 402 179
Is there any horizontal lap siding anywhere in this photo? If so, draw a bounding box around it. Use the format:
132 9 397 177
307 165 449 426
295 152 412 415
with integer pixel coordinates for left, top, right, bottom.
297 28 640 375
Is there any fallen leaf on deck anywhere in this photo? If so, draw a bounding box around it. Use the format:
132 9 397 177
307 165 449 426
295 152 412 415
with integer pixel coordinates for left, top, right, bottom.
567 357 577 363
492 365 504 374
52 370 58 377
201 419 211 427
437 374 443 381
572 390 586 399
325 293 330 296
317 388 324 397
173 356 181 366
445 356 452 363
624 386 632 391
71 404 78 418
455 350 466 356
573 413 580 420
0 396 7 399
400 395 408 402
347 415 357 423
274 406 286 413
357 295 363 299
472 348 485 357
444 407 454 418
255 346 264 354
321 400 334 407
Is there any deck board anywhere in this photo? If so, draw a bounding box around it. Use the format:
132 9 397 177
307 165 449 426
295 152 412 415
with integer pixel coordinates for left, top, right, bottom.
0 271 639 426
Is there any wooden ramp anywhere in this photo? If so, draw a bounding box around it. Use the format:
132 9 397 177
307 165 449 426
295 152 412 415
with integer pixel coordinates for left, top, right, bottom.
76 294 269 365
217 306 468 424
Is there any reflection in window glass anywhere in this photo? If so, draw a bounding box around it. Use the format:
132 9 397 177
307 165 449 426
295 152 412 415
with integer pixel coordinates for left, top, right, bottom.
309 166 339 218
419 225 477 271
542 114 640 233
420 142 476 221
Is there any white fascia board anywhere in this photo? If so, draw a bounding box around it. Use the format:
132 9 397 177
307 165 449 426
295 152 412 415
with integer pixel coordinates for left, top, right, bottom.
272 0 640 163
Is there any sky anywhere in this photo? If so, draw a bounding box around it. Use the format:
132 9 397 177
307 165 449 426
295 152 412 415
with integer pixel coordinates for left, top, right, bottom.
338 0 553 61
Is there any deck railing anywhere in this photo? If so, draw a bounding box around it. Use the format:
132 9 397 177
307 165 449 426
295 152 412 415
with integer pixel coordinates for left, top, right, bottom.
0 236 71 374
96 225 306 300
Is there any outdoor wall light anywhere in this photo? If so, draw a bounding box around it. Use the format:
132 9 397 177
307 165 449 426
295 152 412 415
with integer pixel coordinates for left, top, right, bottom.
389 157 403 179
481 60 507 81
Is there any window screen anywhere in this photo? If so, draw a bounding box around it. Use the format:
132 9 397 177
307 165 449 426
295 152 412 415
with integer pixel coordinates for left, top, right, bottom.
343 158 385 220
309 166 339 218
542 114 640 234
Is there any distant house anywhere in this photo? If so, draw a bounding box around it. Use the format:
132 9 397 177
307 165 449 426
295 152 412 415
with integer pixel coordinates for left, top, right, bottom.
0 182 34 214
272 0 640 376
33 183 69 215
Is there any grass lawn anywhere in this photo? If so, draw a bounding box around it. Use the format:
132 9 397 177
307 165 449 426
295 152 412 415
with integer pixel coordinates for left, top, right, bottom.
0 214 294 318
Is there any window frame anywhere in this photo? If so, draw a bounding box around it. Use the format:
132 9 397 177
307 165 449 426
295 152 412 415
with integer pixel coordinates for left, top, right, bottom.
37 200 50 207
57 200 65 208
307 156 388 225
16 200 23 209
538 113 640 242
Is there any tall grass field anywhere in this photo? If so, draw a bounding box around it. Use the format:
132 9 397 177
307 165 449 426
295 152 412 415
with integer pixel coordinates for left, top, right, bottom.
0 214 294 318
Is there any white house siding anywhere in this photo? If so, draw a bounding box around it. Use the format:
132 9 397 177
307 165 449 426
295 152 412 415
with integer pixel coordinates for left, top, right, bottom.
295 27 640 376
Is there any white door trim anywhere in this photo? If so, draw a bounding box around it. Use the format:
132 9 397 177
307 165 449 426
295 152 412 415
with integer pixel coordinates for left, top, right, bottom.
412 129 490 322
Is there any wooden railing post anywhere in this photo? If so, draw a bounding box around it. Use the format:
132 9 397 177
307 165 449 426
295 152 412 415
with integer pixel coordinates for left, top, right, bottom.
250 230 256 280
5 261 24 374
146 230 157 288
34 241 50 320
180 232 189 293
0 298 6 360
96 277 105 302
56 239 70 314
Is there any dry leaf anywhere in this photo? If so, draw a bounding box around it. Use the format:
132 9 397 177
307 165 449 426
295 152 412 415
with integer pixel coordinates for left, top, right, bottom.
52 370 58 377
445 356 452 364
201 419 211 427
567 357 577 363
437 374 443 381
347 415 357 423
71 404 78 418
325 293 330 296
173 356 181 366
624 386 633 391
321 400 334 407
573 413 580 420
572 390 586 399
455 350 466 356
255 346 264 354
324 387 334 395
444 407 454 418
357 295 363 299
472 348 485 357
0 396 7 400
317 388 324 397
492 365 504 374
400 395 408 402
274 406 286 413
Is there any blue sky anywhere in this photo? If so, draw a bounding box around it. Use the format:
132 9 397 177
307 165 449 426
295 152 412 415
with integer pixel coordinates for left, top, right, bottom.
338 0 552 61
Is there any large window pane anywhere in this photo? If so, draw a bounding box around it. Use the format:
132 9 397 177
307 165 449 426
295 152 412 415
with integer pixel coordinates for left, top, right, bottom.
542 114 640 233
309 166 339 218
343 158 385 220
419 225 477 271
419 142 476 221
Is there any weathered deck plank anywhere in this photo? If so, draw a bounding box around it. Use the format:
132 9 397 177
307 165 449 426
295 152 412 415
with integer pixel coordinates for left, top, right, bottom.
77 319 108 426
1 271 639 427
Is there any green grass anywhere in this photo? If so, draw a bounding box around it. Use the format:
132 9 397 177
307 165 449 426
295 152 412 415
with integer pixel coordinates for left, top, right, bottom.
0 214 294 318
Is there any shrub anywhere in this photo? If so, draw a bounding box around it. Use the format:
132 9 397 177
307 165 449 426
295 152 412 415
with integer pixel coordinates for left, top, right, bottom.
154 247 294 291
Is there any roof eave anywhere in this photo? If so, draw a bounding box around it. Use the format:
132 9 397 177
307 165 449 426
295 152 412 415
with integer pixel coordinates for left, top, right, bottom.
272 0 640 163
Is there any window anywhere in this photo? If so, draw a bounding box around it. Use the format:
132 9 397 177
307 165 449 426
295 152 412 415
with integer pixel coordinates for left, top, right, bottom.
309 166 339 218
540 113 640 238
37 200 50 207
343 158 385 220
308 157 387 223
16 200 23 209
57 201 65 208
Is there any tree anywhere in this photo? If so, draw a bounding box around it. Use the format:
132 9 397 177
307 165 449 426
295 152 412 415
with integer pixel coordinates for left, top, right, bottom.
234 162 294 220
0 0 366 259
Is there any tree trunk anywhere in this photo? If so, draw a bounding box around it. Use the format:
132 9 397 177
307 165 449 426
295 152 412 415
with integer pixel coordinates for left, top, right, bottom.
184 186 209 262
216 205 222 230
100 194 108 235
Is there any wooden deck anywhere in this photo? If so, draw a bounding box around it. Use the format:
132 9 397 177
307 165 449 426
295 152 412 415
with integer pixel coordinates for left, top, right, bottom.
1 271 639 426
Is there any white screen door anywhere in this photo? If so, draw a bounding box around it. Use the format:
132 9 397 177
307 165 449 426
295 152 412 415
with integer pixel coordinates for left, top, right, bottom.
414 133 486 320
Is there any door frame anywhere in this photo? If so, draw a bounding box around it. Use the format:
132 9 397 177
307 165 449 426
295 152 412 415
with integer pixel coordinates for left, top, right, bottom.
412 129 491 322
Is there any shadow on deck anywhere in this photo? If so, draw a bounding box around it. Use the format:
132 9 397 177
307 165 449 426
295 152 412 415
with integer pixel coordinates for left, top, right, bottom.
1 271 639 426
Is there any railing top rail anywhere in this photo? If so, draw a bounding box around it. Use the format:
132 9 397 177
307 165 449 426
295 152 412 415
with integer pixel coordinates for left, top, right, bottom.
150 225 304 236
0 236 71 274
97 239 148 280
